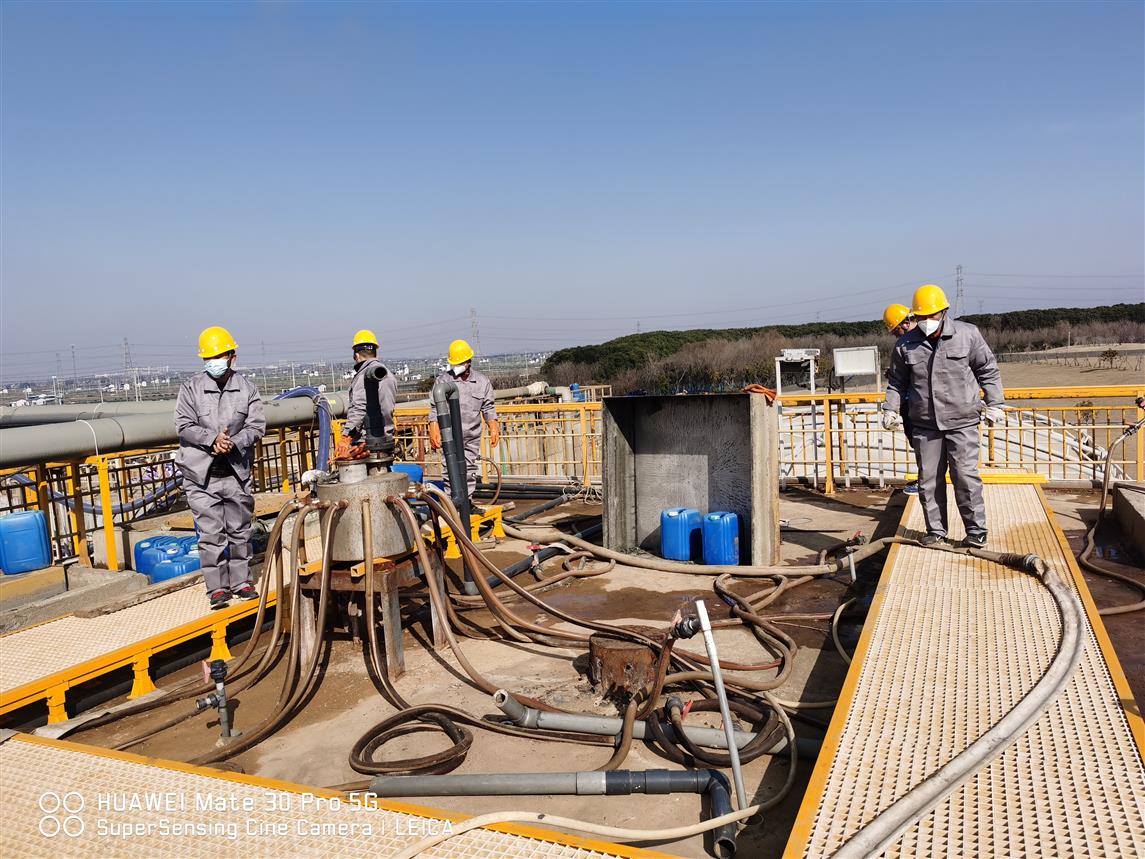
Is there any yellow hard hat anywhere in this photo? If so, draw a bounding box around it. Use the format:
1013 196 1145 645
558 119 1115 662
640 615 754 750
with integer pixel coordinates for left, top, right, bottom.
447 339 475 365
352 329 379 349
883 303 912 331
198 326 237 359
912 284 950 316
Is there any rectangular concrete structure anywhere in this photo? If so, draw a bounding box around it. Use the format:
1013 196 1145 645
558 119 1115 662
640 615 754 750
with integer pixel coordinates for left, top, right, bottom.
603 394 780 565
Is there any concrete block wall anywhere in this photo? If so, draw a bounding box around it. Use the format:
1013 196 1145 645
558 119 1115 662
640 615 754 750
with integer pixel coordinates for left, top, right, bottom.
603 394 780 565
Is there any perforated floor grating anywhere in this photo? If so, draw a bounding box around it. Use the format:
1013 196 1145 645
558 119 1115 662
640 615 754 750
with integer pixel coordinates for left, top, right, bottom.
0 735 664 858
0 586 226 693
785 484 1145 858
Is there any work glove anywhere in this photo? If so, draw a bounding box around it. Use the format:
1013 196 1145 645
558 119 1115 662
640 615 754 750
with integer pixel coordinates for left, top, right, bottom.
881 410 904 431
331 435 353 464
487 419 501 448
982 406 1006 426
428 421 442 451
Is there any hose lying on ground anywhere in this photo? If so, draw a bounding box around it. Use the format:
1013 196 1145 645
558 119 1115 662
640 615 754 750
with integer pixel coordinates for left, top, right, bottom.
1076 404 1145 615
381 548 1085 859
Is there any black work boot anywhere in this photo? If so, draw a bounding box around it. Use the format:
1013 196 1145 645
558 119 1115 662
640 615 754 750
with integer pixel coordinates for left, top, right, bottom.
965 532 988 548
920 533 946 546
209 589 230 610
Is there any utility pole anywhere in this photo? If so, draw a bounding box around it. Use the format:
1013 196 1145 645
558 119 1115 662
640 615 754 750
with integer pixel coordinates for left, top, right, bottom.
470 308 483 358
70 344 78 383
133 367 141 402
955 264 965 317
290 362 296 388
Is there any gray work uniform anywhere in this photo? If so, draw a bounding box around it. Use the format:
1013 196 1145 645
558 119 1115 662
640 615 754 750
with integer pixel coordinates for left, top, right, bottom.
427 369 496 498
343 358 397 442
174 371 266 593
883 319 1004 538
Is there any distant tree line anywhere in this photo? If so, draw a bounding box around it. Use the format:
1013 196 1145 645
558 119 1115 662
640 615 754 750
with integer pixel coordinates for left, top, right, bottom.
542 303 1144 393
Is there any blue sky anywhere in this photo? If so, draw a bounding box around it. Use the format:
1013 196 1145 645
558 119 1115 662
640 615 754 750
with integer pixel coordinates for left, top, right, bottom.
2 0 1142 378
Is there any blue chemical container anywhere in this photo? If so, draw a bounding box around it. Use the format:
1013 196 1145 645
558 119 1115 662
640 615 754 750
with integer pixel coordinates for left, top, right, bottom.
702 512 740 566
392 463 424 483
0 511 52 574
660 508 701 561
134 536 188 576
149 556 201 584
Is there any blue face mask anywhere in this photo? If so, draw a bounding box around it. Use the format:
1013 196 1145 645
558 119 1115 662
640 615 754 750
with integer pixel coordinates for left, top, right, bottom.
204 358 230 378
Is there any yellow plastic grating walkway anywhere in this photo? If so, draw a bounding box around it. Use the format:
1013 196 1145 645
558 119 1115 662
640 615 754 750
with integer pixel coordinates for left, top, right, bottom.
0 733 666 858
1 585 272 720
785 482 1145 858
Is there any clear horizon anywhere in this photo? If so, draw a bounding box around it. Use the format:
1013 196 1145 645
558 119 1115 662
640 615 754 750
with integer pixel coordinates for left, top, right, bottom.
2 1 1142 381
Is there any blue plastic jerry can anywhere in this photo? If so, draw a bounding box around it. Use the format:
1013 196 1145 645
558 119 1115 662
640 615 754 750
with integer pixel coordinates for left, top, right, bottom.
702 512 740 566
661 508 702 561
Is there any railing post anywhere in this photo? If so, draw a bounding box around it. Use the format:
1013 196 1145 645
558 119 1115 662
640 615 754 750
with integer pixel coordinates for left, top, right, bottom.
299 427 312 473
96 458 118 571
823 398 835 495
67 462 89 562
1137 408 1144 482
579 406 589 485
277 427 290 492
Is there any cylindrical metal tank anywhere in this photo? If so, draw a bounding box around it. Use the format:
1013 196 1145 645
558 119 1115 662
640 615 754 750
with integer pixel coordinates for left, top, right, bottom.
314 471 415 562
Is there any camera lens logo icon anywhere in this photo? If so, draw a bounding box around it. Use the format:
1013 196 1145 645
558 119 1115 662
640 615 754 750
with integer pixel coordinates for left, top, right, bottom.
38 792 85 837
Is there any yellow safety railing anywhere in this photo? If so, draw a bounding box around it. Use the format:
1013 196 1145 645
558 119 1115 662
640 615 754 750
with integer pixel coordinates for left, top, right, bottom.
779 385 1145 494
3 387 1141 568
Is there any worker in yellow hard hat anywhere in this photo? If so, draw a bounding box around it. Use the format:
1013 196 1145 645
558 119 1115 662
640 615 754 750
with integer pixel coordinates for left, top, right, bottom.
882 285 1006 548
175 326 266 609
882 304 919 495
883 303 915 339
427 339 500 499
333 329 397 463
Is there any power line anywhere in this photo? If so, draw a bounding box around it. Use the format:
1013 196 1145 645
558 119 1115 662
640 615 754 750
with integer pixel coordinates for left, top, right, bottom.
964 272 1144 279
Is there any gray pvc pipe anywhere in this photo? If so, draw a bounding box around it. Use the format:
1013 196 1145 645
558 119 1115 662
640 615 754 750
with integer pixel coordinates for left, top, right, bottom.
0 394 349 468
0 401 182 426
372 771 588 797
494 690 761 752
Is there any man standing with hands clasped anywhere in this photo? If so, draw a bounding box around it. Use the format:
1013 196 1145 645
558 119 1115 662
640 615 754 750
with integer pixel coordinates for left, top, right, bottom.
882 285 1005 547
175 326 266 609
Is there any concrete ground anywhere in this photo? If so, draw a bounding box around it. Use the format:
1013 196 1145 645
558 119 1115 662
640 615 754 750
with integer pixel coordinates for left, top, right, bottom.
67 486 1143 859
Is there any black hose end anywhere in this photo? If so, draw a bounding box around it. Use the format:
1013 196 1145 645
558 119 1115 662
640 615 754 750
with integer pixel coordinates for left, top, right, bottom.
706 770 737 858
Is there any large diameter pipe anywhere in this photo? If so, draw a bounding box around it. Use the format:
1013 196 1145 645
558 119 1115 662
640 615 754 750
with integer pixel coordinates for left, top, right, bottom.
430 379 474 594
0 401 186 426
0 394 349 468
362 365 391 453
368 768 737 857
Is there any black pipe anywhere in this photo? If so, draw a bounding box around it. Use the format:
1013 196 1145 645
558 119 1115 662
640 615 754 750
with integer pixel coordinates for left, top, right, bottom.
484 522 602 589
431 380 474 594
504 496 572 523
363 364 393 456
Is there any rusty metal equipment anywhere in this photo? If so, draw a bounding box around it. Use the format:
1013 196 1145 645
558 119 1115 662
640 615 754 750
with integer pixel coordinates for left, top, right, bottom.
588 626 664 698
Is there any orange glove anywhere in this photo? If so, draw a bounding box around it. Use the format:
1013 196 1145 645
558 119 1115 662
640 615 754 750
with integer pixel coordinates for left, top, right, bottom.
428 421 442 451
331 436 368 465
487 419 500 448
331 435 352 466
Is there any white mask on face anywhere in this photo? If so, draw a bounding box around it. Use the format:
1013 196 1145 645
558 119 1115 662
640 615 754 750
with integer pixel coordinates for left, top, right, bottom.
204 357 231 378
919 317 942 337
449 363 469 377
